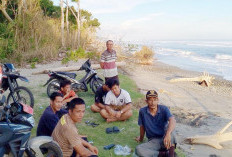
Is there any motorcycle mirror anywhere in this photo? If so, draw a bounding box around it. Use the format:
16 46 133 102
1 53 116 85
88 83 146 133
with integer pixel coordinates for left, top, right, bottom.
0 95 6 106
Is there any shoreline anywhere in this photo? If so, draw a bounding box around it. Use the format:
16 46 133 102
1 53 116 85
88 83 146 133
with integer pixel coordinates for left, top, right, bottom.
121 60 232 157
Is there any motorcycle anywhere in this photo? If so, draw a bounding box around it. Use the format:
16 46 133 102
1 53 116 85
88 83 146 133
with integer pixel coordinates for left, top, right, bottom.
44 59 104 97
0 95 63 157
0 63 34 108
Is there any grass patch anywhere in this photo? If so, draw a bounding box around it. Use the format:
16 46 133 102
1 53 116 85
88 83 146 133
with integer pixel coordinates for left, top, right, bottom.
31 73 185 157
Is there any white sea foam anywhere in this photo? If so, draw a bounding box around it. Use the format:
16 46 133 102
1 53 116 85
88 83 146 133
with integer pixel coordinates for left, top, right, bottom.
156 48 193 56
215 54 232 61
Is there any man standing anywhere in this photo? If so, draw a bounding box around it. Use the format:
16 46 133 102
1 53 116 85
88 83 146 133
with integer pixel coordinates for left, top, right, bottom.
135 90 176 157
37 92 67 136
52 98 98 157
100 40 118 82
100 79 132 123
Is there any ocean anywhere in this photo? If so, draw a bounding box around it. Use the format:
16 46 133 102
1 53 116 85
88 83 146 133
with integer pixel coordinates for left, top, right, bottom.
149 41 232 81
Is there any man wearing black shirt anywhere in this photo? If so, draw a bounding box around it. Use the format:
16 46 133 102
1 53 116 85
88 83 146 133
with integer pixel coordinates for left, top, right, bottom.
91 84 110 113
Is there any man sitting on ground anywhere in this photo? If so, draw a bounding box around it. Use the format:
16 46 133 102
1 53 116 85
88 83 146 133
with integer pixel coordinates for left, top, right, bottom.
100 79 132 123
60 80 78 106
91 81 110 113
52 98 98 157
135 90 176 157
37 92 67 136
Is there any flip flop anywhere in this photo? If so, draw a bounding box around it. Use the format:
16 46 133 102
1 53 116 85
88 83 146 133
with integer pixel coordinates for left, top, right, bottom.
106 127 113 134
113 126 120 133
103 144 115 150
90 122 99 127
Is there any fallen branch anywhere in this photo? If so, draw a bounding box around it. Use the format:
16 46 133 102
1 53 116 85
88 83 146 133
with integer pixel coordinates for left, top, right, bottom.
169 72 215 87
32 62 126 75
185 120 232 149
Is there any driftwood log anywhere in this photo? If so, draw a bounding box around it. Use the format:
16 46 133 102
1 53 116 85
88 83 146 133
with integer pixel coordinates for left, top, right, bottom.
32 62 126 75
185 120 232 149
169 72 215 87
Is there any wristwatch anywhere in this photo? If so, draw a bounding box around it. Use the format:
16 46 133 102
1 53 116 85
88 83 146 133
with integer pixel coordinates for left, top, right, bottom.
120 110 124 114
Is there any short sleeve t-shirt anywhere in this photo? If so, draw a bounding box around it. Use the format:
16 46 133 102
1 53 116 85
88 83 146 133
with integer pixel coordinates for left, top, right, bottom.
100 50 118 78
95 86 108 104
105 89 131 106
61 90 76 100
52 114 82 157
138 105 173 139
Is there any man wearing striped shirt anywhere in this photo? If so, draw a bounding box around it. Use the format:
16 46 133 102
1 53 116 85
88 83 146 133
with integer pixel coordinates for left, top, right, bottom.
100 40 118 82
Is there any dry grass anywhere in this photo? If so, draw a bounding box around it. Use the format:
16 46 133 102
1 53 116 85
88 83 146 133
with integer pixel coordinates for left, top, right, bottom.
133 46 155 65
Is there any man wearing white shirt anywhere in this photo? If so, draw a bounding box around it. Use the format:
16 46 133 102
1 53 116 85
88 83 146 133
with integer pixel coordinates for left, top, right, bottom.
100 79 132 123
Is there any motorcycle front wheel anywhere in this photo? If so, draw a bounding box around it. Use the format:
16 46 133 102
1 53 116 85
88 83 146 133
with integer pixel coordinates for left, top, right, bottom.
7 86 34 108
40 141 63 157
91 77 103 94
47 80 60 97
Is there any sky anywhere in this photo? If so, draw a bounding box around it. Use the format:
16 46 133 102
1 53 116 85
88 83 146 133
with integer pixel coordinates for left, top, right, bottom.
52 0 232 42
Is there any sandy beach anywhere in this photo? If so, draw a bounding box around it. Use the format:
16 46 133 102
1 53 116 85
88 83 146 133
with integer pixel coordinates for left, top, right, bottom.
15 59 232 157
121 61 232 157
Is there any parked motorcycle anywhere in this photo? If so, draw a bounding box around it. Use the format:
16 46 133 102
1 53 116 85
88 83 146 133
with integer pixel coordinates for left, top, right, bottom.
44 59 104 97
0 63 34 108
0 95 63 157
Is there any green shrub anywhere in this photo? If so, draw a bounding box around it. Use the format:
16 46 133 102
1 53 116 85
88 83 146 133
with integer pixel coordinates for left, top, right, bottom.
31 62 36 69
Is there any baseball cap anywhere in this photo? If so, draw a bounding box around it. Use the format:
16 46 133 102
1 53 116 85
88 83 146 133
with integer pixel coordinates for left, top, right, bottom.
146 90 158 99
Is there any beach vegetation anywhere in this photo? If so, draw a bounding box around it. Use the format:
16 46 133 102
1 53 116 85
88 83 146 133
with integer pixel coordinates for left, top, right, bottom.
0 0 100 66
133 46 155 65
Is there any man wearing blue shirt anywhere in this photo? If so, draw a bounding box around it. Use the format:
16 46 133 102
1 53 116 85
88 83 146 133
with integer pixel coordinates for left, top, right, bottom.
37 92 67 136
135 90 176 157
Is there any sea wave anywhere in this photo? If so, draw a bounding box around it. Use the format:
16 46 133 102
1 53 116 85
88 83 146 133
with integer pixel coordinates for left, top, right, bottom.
187 42 232 48
156 48 193 56
215 54 232 61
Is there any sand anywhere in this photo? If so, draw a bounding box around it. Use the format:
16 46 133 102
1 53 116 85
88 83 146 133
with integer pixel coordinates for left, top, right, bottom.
121 61 232 157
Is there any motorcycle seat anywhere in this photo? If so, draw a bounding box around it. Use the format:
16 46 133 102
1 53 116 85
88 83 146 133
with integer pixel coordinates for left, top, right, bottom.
56 71 77 79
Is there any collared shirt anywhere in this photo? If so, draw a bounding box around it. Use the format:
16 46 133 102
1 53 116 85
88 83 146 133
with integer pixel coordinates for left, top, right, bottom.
100 50 118 77
52 114 82 157
37 106 67 136
105 89 131 107
138 105 172 139
95 86 108 104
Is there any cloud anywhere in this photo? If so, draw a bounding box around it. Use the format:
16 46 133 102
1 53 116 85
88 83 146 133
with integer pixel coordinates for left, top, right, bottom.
121 13 164 29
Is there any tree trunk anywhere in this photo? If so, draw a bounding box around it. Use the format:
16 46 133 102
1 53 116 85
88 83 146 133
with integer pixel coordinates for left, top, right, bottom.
60 0 65 47
32 62 126 75
77 0 80 48
0 0 13 22
66 0 69 41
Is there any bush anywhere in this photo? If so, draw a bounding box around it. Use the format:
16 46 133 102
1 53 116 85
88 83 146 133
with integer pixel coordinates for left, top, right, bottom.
62 47 90 64
133 46 155 65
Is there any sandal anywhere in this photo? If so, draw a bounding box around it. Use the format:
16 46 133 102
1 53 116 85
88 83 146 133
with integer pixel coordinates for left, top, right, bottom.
106 127 113 134
113 126 120 133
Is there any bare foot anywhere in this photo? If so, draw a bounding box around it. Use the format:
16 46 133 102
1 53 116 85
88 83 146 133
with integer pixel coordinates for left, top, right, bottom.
106 118 117 123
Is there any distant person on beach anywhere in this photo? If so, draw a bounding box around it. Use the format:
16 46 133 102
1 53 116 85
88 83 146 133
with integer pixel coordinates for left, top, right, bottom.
60 80 78 107
91 80 110 113
100 78 132 123
134 90 176 157
100 40 118 82
52 98 98 157
37 92 67 136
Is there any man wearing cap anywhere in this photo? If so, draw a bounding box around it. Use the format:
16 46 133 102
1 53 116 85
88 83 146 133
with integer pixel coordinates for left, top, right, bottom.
135 90 176 157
